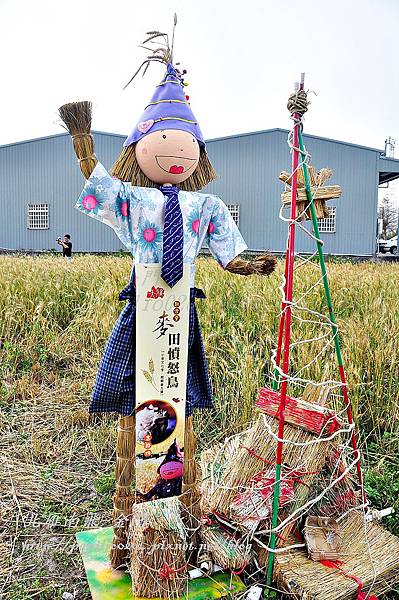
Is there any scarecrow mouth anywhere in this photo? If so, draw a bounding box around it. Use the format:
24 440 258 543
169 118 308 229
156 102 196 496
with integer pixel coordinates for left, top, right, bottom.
155 155 197 175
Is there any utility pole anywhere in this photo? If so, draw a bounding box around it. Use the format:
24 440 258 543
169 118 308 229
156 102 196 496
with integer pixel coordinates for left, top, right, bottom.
384 136 396 158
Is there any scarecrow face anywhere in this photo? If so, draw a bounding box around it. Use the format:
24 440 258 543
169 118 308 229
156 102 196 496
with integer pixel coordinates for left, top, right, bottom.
135 129 200 185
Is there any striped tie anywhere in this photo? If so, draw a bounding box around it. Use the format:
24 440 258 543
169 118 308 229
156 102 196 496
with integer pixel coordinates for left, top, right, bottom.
160 185 184 288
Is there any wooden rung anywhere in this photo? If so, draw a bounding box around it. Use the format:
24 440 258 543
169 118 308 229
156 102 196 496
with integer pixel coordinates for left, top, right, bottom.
281 185 342 206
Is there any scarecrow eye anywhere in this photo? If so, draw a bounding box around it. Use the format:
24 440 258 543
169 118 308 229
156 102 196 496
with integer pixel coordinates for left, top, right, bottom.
192 138 195 142
162 134 167 139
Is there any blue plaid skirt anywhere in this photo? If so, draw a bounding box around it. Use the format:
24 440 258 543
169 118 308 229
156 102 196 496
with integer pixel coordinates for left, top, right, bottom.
89 282 213 416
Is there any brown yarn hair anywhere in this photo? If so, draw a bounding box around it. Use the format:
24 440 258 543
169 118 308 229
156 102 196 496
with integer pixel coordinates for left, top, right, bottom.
111 143 217 191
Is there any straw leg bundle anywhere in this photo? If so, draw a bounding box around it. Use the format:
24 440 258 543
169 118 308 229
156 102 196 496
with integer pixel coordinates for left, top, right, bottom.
58 101 98 179
129 497 188 599
110 414 136 569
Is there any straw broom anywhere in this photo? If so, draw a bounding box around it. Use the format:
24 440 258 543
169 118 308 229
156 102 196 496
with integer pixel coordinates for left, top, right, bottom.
58 101 97 179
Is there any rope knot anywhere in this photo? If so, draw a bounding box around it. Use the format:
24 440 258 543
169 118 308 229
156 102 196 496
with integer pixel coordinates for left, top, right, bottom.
159 562 186 581
287 89 309 117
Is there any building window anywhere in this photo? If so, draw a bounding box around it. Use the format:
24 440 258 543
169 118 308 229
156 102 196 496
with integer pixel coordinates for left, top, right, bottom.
318 206 336 233
27 204 49 229
227 204 240 227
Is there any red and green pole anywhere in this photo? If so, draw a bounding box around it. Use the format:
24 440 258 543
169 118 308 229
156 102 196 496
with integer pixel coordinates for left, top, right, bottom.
266 78 367 594
266 77 303 588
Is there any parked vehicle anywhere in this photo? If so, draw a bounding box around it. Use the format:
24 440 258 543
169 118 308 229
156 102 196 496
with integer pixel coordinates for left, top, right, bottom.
378 236 397 254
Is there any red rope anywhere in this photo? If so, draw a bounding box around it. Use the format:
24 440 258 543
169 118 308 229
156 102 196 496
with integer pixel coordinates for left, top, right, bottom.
210 511 241 539
240 445 274 465
159 562 187 581
320 560 379 599
231 562 250 576
240 446 318 477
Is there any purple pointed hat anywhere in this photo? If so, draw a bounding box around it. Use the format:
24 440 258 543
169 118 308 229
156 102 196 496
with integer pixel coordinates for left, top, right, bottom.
124 63 205 148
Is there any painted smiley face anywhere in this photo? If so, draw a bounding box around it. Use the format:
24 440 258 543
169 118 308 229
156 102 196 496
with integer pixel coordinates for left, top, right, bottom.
135 129 200 184
154 154 198 175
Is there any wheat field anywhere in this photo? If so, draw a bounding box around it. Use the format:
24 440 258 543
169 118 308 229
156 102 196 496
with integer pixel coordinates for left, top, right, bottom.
0 254 398 599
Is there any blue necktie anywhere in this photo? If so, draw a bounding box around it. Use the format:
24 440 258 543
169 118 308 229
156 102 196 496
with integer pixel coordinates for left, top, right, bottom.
160 185 184 288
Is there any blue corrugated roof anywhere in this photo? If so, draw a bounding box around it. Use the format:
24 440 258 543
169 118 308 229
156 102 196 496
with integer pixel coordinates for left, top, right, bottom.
2 128 399 167
379 156 399 172
206 127 394 156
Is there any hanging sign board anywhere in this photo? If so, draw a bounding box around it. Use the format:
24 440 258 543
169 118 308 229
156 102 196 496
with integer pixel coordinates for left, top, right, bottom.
135 263 190 501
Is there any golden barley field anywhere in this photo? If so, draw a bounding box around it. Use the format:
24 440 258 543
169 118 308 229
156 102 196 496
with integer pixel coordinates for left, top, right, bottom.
0 254 398 599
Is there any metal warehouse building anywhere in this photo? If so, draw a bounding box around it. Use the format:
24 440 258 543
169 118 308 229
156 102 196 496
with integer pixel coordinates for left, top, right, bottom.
1 128 399 255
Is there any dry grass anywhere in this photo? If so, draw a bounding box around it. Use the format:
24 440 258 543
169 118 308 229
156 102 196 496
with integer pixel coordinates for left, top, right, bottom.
0 254 398 599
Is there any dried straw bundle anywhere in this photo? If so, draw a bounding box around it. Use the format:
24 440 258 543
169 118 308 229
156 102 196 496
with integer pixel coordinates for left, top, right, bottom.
280 166 332 189
280 186 341 221
110 414 136 568
201 525 254 571
279 163 341 221
267 511 399 600
306 443 361 520
111 144 217 191
129 497 188 599
200 427 253 514
303 516 342 561
209 414 329 540
200 446 223 514
302 383 331 405
58 101 97 179
230 466 298 534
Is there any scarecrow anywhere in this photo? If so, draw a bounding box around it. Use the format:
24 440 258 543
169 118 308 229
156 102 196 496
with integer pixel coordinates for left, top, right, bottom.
59 24 276 570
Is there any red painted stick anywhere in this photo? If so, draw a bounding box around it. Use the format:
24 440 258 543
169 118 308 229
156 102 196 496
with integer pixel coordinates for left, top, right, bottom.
266 78 302 586
276 107 299 466
272 249 289 389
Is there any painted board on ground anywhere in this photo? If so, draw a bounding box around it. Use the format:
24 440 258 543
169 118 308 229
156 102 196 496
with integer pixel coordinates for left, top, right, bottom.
76 527 246 600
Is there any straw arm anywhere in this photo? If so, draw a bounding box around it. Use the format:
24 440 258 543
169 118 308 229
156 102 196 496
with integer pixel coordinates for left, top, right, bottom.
58 100 98 179
225 252 277 277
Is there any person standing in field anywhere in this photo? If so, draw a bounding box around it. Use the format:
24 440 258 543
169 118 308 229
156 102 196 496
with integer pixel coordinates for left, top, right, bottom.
57 234 73 262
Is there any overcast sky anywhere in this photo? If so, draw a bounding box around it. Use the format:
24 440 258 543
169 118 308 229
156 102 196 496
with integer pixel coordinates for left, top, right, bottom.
2 0 398 149
1 0 399 208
